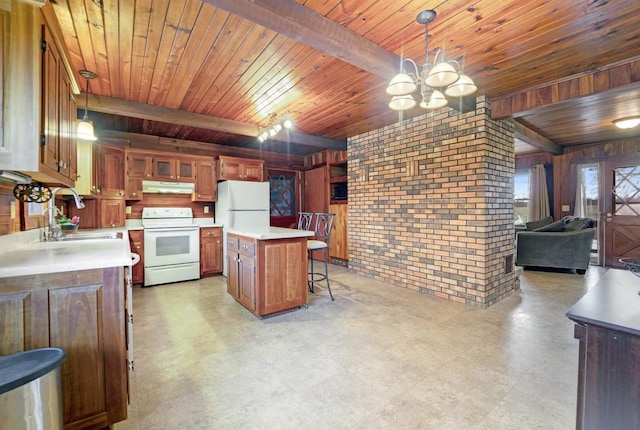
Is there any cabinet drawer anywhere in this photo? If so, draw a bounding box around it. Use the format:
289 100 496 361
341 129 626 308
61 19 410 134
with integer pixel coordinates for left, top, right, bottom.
227 235 240 252
201 228 221 239
239 239 256 257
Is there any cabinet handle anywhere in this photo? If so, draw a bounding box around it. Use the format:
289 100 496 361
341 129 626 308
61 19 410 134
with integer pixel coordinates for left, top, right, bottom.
242 245 249 250
228 240 235 245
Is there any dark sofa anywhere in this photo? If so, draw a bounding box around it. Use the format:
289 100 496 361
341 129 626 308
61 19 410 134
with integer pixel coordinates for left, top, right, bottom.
516 217 595 274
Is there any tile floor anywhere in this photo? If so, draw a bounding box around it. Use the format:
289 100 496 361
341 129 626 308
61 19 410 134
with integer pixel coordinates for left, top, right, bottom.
115 264 609 430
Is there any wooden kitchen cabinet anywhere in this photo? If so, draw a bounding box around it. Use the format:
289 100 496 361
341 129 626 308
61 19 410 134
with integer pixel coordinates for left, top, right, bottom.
153 156 195 182
126 152 153 179
100 197 125 228
0 267 128 429
200 226 222 276
97 145 125 198
226 234 257 311
193 158 217 201
40 21 78 185
218 155 264 181
128 230 144 284
226 233 308 316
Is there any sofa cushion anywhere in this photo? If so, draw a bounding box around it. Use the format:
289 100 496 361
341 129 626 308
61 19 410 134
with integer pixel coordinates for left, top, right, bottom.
534 219 566 232
565 218 594 231
526 216 553 231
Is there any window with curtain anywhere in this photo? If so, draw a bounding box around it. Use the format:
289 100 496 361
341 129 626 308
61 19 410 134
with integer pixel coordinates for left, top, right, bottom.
514 170 530 224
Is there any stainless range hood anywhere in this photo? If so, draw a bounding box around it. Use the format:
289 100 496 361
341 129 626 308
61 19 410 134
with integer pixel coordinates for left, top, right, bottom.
142 180 195 194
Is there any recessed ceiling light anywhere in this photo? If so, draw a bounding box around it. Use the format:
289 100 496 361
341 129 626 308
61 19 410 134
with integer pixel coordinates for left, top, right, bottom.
613 116 640 129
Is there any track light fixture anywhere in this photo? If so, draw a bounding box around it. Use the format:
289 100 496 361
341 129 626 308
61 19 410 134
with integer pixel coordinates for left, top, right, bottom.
386 10 477 112
257 111 293 142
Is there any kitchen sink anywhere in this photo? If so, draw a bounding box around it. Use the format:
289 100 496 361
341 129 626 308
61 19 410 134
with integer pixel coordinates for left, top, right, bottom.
58 231 124 241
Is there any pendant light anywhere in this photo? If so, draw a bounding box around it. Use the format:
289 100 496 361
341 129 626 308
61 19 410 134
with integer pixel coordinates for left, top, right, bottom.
77 70 98 141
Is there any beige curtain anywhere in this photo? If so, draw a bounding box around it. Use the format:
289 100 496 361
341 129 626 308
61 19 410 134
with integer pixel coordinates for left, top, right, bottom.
574 165 587 217
528 164 550 221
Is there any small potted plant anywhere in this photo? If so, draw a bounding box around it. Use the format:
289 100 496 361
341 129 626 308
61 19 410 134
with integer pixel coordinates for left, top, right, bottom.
57 215 80 232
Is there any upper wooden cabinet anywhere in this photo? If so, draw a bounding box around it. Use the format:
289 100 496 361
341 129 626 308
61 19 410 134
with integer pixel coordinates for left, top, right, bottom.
153 156 195 182
193 158 217 202
126 152 153 179
0 2 79 186
97 145 125 198
218 155 264 182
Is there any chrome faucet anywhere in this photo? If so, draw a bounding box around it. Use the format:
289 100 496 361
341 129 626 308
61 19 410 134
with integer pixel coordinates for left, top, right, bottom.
43 187 85 241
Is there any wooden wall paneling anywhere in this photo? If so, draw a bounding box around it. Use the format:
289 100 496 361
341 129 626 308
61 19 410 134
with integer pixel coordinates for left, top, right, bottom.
125 194 212 220
0 184 19 234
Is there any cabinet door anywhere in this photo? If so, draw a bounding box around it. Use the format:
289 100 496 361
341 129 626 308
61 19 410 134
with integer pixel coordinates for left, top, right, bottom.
176 159 195 182
200 228 222 275
227 251 239 298
0 289 49 355
219 157 242 180
193 159 216 201
129 230 144 284
152 156 175 180
58 70 76 180
98 146 125 197
329 203 348 260
126 153 153 179
125 178 143 200
100 197 125 228
238 255 256 311
243 161 264 181
41 25 60 173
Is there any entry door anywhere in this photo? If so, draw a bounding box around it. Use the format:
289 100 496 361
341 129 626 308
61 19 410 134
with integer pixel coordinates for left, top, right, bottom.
603 158 640 267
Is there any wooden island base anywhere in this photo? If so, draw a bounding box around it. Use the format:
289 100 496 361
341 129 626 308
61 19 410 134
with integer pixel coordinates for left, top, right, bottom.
226 228 313 317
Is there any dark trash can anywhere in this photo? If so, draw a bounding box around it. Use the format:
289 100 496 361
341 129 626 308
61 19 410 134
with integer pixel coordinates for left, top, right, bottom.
0 348 65 430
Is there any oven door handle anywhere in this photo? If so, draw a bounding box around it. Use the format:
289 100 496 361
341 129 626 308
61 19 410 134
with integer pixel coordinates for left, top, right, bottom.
144 226 199 233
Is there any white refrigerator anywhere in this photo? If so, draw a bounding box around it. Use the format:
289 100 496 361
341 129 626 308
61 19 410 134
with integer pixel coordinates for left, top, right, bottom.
216 180 270 276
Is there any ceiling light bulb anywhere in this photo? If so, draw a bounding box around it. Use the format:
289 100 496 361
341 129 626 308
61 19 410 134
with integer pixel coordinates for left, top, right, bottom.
274 123 282 133
283 118 293 129
613 117 640 129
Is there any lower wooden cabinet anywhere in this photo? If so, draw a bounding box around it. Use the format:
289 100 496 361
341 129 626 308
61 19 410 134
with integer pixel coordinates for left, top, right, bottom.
0 267 128 429
226 233 307 316
200 227 222 276
128 230 144 284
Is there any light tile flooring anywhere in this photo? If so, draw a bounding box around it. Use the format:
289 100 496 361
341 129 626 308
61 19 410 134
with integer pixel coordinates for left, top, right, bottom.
115 264 609 430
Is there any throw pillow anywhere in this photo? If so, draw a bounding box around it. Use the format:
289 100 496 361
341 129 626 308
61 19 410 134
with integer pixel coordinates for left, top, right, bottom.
534 219 566 232
526 216 553 231
565 218 594 231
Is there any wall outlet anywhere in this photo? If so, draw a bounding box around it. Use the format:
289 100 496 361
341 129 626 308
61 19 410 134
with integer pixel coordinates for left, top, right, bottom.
562 205 570 212
125 206 132 214
204 206 209 213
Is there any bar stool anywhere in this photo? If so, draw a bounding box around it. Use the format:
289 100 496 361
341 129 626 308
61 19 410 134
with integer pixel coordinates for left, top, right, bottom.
297 212 314 231
308 213 335 301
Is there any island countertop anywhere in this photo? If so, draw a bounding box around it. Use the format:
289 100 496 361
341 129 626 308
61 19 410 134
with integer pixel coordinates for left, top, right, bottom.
226 226 314 240
566 268 640 336
0 228 133 278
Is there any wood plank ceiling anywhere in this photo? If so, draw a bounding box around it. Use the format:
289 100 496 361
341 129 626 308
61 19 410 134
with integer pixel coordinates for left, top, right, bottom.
50 0 640 156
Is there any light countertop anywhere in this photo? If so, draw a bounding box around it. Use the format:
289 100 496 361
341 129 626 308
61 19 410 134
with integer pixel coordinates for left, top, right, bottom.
226 226 314 240
0 228 134 278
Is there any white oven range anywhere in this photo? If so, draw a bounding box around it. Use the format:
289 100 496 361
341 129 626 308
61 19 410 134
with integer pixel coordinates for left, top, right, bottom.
142 207 200 287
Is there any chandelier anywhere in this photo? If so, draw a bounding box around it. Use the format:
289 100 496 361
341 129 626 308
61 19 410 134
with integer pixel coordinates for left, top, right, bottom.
386 10 477 111
257 111 293 142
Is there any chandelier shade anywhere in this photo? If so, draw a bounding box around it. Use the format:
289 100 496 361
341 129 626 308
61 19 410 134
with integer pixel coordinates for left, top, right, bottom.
389 94 416 111
386 10 477 112
386 72 417 96
77 70 97 141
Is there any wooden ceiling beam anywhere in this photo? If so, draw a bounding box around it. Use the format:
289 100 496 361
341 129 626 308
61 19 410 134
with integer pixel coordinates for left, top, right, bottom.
491 56 640 119
513 121 563 155
202 0 399 80
85 94 345 150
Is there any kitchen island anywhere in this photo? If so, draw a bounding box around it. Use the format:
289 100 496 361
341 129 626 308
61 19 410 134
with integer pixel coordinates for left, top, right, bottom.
226 227 314 316
0 228 134 430
566 269 640 430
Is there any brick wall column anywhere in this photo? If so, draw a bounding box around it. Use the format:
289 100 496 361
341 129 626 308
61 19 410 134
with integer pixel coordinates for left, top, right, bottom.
348 96 519 307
